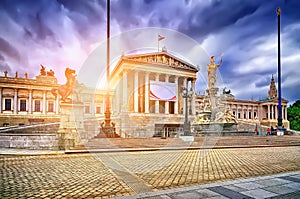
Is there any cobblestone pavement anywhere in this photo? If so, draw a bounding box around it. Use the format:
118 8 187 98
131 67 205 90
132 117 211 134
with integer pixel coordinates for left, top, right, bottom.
1 146 300 198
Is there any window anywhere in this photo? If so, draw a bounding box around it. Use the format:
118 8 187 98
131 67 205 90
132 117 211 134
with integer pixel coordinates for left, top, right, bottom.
34 100 41 112
4 99 12 110
238 112 241 119
254 112 257 118
20 100 26 111
48 101 54 112
85 104 90 114
96 106 101 114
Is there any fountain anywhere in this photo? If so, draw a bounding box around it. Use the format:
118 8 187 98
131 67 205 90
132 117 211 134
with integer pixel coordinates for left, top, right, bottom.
192 55 239 136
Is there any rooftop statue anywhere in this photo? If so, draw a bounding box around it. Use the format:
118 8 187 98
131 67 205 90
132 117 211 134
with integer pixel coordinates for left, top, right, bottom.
47 69 55 77
51 68 77 103
208 54 223 89
40 65 46 76
223 87 231 95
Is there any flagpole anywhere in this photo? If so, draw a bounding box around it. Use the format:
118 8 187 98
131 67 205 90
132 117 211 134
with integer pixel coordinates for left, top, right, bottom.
157 35 159 52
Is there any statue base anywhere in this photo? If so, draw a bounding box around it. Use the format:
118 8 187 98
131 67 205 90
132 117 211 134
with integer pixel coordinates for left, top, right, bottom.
101 126 116 137
206 87 219 97
57 103 84 150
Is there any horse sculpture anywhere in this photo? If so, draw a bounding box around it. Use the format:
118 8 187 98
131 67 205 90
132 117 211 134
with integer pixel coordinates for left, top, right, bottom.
51 68 77 103
223 87 231 95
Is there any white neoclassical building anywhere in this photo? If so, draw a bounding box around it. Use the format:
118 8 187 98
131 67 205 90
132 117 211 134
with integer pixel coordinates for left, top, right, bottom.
110 49 198 137
0 70 112 126
195 75 289 129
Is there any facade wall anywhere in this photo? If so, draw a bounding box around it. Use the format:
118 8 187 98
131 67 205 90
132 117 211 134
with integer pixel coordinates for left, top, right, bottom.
194 96 290 129
0 74 110 127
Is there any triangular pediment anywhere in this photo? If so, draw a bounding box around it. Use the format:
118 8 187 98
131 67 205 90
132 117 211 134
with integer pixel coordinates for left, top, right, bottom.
122 52 198 72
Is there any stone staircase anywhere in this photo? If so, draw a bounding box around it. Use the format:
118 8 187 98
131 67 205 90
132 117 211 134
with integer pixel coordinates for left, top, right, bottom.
192 136 300 147
71 136 300 151
71 137 188 150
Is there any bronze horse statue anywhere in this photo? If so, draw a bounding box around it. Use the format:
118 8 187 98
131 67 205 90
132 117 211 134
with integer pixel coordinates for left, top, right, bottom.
51 68 77 103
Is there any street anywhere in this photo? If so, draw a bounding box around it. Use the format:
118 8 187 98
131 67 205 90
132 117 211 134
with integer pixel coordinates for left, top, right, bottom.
1 146 300 198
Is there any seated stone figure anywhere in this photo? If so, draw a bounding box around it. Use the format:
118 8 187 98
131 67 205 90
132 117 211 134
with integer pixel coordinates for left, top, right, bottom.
225 110 237 123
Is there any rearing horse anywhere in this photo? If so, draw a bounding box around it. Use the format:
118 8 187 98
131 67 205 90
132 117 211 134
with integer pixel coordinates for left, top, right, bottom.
51 68 77 102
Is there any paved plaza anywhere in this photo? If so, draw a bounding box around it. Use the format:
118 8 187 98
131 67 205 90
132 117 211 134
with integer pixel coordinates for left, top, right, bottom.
0 146 300 198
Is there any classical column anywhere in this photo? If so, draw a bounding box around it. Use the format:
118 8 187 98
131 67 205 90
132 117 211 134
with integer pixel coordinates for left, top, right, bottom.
55 94 59 114
28 89 32 114
183 77 187 115
91 96 95 116
102 96 105 115
271 105 273 119
14 89 18 114
165 74 169 114
0 87 2 113
134 71 139 113
252 105 254 120
42 91 46 114
275 105 278 120
267 104 270 120
115 84 120 113
174 76 179 114
191 79 196 115
122 70 128 111
285 106 287 121
235 105 238 118
144 72 149 113
241 108 244 119
155 73 159 114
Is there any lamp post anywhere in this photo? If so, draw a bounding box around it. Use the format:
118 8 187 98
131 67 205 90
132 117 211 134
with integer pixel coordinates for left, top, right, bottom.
102 0 115 136
182 87 193 136
277 7 283 129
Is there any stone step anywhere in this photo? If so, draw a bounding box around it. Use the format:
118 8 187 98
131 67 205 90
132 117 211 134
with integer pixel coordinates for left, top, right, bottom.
70 136 300 150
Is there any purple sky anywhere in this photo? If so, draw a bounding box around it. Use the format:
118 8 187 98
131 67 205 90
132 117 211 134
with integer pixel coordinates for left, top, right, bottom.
0 0 299 104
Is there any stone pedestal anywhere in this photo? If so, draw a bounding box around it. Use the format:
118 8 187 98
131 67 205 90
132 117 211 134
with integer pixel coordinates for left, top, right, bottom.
57 103 84 150
119 111 130 137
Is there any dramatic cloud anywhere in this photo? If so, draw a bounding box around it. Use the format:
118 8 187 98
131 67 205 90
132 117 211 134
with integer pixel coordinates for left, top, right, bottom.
0 0 299 103
0 37 21 61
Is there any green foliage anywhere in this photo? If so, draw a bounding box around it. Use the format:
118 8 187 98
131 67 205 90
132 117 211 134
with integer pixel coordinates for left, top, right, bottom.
287 100 300 131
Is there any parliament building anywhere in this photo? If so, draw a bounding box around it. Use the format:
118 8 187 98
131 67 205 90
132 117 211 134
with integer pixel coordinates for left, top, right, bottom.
0 49 289 138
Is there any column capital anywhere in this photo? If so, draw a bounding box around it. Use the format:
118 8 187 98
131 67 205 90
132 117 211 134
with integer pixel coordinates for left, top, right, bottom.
155 73 160 79
165 74 169 82
123 68 129 74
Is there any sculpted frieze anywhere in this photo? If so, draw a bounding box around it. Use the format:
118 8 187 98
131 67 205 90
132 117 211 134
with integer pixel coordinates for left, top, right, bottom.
33 90 43 98
18 89 29 98
2 88 14 97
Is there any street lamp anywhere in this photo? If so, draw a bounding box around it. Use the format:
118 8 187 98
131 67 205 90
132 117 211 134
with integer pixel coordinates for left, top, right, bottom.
182 87 193 136
277 7 283 129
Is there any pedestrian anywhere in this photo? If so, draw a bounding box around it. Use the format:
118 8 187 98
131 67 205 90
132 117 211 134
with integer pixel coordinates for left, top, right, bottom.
255 125 259 135
266 127 271 136
271 126 274 135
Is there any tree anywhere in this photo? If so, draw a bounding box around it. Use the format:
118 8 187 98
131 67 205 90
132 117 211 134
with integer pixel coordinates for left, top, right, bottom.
287 100 300 131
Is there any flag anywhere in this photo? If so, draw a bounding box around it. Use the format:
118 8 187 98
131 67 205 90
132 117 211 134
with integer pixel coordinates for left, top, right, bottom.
158 34 165 41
